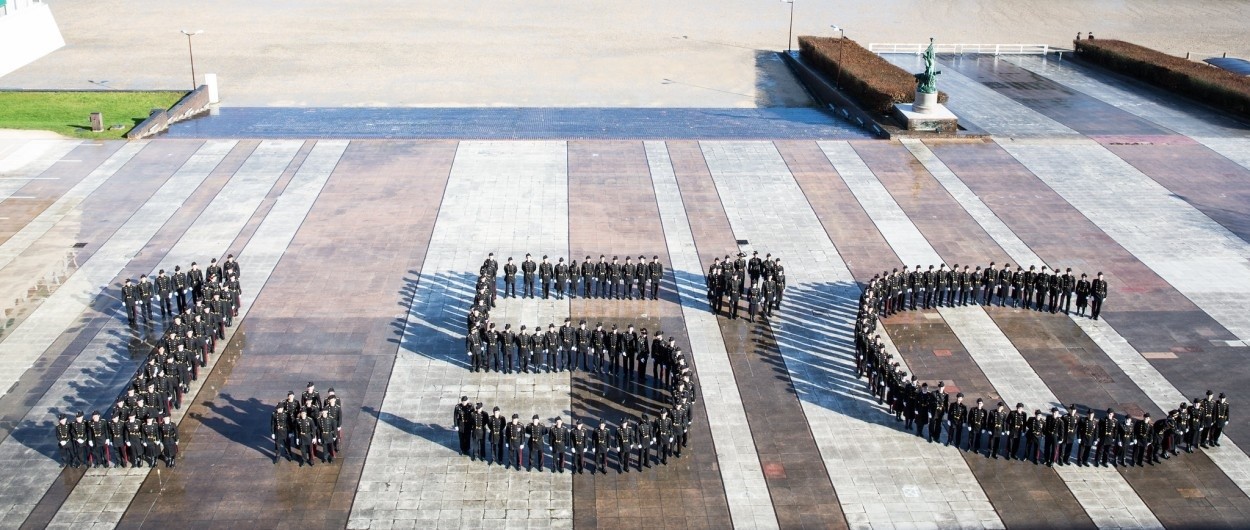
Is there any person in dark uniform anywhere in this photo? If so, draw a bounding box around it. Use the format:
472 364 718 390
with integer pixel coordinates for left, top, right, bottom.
470 403 487 462
1025 409 1045 464
928 384 948 444
55 415 73 468
539 255 554 299
728 272 742 319
488 407 507 465
1096 409 1117 467
946 393 967 448
636 328 651 384
915 384 931 439
594 255 609 298
516 326 532 373
1060 406 1079 466
1074 273 1091 316
159 415 179 467
567 258 579 299
622 325 638 382
747 282 760 322
998 263 1014 307
1212 393 1230 446
187 262 205 304
484 323 500 373
981 262 998 306
506 414 525 470
171 265 189 313
68 411 89 468
559 319 575 373
136 274 155 321
525 415 546 472
86 411 108 468
987 402 1006 459
967 398 987 454
649 255 664 300
154 269 174 317
1077 409 1098 466
580 256 595 298
294 410 316 466
1058 268 1075 314
272 404 291 463
454 396 473 455
545 324 559 373
106 412 128 468
1090 272 1108 320
590 323 606 374
482 253 499 306
1043 408 1062 466
636 414 654 469
503 257 518 298
747 251 762 289
120 278 140 326
1115 416 1135 467
594 422 612 473
1201 390 1216 448
672 404 690 456
575 320 590 372
622 256 637 300
570 420 589 474
140 416 161 468
521 254 537 298
616 419 635 473
554 257 569 300
548 418 569 472
608 256 623 299
654 410 673 465
124 413 143 467
499 324 516 374
1006 403 1027 460
1134 413 1156 466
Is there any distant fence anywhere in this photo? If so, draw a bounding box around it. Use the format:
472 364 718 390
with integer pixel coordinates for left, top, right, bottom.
868 43 1049 56
127 85 212 139
0 0 37 17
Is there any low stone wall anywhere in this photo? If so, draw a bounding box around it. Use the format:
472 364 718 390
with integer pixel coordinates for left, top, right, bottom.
779 51 890 138
126 84 211 139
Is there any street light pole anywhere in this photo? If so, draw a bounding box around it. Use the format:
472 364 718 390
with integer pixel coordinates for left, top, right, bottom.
830 25 845 89
781 0 795 53
180 29 203 90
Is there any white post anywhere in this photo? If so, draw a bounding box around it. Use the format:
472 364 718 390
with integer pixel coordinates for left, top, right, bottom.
204 73 219 104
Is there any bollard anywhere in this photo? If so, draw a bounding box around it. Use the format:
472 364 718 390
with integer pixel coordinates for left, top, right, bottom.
89 112 103 132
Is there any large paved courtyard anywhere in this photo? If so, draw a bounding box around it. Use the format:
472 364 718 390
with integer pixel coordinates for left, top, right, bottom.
1 55 1250 530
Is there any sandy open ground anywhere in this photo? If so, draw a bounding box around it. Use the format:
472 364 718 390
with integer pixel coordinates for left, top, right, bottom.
3 0 1249 107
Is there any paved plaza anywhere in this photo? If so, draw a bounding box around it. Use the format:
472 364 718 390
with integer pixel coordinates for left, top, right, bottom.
1 55 1250 530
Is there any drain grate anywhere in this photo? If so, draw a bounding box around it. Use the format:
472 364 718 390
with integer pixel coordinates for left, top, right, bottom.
72 242 87 248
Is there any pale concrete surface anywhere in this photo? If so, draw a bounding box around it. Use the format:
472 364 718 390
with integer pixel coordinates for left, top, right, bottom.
5 0 1250 107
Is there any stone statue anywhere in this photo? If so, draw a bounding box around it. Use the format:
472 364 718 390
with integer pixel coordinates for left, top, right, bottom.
914 37 941 94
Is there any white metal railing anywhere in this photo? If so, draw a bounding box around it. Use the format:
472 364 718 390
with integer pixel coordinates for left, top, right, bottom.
868 43 1050 56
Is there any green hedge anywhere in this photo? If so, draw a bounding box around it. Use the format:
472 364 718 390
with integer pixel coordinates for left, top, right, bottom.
798 36 948 114
1074 39 1250 120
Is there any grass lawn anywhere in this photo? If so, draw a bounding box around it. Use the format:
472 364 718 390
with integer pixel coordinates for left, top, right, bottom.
0 91 186 139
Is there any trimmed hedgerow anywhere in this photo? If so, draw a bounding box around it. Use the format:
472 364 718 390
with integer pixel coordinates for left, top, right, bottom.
1074 39 1250 120
798 36 948 114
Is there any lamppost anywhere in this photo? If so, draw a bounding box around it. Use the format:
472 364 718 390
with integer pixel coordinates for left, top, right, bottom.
180 29 203 90
781 0 795 53
830 25 845 89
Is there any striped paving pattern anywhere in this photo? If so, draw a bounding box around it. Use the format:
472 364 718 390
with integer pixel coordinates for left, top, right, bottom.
0 56 1249 529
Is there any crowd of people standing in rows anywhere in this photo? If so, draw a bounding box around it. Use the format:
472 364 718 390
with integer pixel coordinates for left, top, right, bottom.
54 256 243 469
855 261 1231 466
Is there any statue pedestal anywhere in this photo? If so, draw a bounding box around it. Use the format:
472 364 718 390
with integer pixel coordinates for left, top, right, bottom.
892 98 958 133
912 90 939 113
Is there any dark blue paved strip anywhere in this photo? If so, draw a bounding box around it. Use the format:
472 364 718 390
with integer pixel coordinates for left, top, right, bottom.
163 107 872 139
